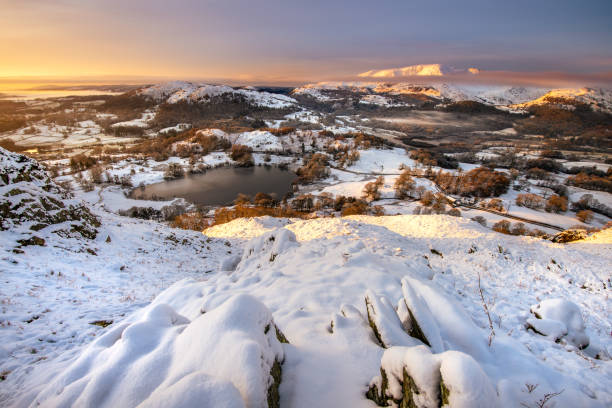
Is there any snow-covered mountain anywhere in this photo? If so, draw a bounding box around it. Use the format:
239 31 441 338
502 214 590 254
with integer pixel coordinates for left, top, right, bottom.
358 64 480 78
140 81 297 108
292 81 612 112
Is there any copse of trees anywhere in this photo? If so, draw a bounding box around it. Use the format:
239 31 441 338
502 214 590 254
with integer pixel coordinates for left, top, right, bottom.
296 153 330 183
434 167 510 198
566 172 612 193
571 193 612 218
410 149 459 169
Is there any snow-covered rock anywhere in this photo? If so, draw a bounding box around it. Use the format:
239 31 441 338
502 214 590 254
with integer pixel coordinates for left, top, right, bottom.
28 293 286 408
530 298 589 349
0 147 99 243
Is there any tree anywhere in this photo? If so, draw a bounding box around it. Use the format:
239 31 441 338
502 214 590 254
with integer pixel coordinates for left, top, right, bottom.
362 176 384 203
515 193 545 210
253 192 275 208
492 220 511 234
394 170 416 199
234 193 251 206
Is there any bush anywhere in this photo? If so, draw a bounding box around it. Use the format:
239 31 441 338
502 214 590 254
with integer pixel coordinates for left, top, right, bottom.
492 220 511 234
70 154 96 171
515 193 545 210
437 167 509 198
172 212 209 231
341 199 369 216
420 190 435 206
576 210 594 223
234 193 251 205
253 192 276 208
545 195 568 213
472 216 487 227
482 198 505 212
164 163 184 180
230 144 254 166
510 222 528 236
447 208 461 217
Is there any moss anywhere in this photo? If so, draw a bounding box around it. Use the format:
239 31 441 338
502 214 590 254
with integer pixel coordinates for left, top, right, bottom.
6 188 26 196
400 368 420 408
17 236 45 247
274 325 289 344
440 376 450 407
89 320 113 327
266 359 282 408
430 248 443 258
365 296 386 347
404 301 431 347
366 368 390 406
30 223 48 231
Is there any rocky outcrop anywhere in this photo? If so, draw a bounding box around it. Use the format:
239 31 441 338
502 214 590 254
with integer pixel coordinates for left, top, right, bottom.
0 148 99 243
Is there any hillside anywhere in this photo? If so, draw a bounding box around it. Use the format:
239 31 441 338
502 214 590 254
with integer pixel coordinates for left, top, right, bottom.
0 140 611 408
0 144 610 407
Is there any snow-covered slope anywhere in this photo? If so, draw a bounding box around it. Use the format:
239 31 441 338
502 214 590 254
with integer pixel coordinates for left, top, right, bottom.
10 213 610 407
358 64 480 78
140 81 297 108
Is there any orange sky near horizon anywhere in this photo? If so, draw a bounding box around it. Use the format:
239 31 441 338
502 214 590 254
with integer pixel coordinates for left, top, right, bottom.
1 0 611 87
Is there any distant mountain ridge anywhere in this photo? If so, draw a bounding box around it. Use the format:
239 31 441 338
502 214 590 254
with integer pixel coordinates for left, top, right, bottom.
358 64 480 78
137 80 612 113
292 82 612 113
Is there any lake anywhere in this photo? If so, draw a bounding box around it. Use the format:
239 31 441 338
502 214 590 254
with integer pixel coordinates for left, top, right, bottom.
130 166 297 206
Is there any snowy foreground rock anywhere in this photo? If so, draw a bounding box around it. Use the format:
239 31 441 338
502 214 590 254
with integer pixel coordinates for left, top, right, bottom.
13 214 610 408
29 294 285 408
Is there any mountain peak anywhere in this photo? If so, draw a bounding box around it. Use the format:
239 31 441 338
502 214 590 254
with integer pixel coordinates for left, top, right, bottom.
358 63 480 78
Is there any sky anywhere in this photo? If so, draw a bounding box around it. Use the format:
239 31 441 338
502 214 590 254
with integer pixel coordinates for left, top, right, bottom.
1 0 611 85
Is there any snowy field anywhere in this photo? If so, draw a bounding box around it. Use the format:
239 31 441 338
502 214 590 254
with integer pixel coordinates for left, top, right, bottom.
3 214 611 407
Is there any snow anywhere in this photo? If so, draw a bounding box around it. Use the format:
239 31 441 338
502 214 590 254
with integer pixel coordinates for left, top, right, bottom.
346 148 414 174
234 131 283 151
2 148 612 407
111 110 156 128
530 299 590 349
27 294 284 408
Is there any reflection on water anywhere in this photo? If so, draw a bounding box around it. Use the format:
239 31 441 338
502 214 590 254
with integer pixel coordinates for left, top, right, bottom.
130 166 296 206
0 89 121 101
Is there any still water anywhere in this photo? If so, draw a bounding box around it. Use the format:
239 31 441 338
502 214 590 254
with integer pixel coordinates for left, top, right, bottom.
130 166 296 206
